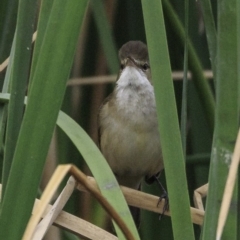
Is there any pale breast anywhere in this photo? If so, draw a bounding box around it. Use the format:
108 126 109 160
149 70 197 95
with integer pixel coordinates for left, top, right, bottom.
99 81 163 179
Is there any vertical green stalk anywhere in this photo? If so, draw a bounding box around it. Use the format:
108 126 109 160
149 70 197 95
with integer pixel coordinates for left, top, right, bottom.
199 0 217 85
181 0 189 157
90 0 119 74
1 0 37 198
201 0 238 239
141 0 194 239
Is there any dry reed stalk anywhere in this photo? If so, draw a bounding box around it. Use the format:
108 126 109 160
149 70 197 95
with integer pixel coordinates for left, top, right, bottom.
193 183 208 211
216 129 240 240
24 165 136 240
77 176 205 225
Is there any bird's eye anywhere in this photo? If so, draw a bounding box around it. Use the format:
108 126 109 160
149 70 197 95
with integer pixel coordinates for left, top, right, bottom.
142 63 149 71
120 64 124 70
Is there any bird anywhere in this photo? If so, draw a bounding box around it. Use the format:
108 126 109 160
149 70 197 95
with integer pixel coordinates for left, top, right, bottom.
98 40 165 228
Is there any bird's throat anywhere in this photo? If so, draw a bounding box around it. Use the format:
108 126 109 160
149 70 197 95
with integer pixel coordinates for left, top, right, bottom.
112 67 157 128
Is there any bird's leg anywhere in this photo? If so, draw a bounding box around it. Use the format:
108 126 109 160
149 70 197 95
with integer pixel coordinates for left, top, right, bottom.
145 173 169 219
153 174 169 220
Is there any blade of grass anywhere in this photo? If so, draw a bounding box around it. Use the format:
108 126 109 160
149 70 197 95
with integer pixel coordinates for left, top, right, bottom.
0 0 88 239
181 0 189 157
90 0 119 74
141 1 195 239
199 0 217 85
57 111 140 240
201 0 239 239
162 0 215 134
1 0 37 199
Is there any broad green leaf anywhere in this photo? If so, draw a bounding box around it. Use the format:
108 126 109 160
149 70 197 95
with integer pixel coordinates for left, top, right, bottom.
1 0 37 198
202 0 239 239
141 0 195 239
0 0 88 239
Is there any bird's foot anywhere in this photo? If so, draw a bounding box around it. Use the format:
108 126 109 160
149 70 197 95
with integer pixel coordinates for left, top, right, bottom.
157 190 169 220
152 173 169 220
145 173 169 220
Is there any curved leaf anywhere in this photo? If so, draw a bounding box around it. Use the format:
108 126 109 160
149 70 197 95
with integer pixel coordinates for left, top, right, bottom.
57 111 140 240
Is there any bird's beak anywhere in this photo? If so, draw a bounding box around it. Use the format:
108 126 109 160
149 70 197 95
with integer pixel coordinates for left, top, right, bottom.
126 57 137 68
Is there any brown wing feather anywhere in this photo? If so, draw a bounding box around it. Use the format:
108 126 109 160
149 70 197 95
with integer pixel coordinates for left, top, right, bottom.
97 93 113 150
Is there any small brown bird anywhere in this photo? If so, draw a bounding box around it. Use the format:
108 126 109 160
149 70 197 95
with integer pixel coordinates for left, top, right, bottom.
98 41 164 227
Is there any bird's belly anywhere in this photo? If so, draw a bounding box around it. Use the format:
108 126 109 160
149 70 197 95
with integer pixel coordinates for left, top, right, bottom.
101 119 163 178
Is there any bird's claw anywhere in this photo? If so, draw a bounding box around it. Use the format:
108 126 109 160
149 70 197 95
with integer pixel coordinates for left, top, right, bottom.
157 191 169 220
146 173 170 220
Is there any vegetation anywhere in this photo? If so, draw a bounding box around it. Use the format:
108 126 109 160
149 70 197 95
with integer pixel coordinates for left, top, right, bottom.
0 0 239 239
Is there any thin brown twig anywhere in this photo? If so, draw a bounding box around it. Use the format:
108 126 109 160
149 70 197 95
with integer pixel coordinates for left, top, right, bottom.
67 70 213 86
